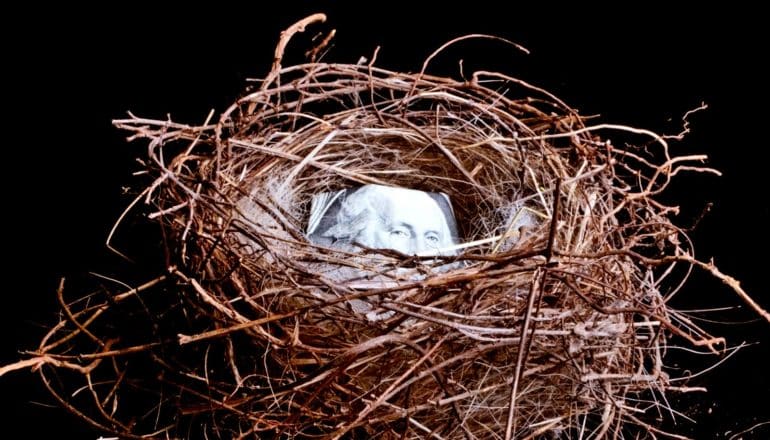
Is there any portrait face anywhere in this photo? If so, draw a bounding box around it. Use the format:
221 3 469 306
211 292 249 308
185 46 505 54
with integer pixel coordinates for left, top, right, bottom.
307 184 459 256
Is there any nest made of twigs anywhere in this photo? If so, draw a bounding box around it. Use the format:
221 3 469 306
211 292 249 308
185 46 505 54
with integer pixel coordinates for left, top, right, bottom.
7 14 763 440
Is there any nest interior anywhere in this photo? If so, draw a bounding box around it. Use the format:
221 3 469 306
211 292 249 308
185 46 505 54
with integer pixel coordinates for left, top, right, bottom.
11 19 757 440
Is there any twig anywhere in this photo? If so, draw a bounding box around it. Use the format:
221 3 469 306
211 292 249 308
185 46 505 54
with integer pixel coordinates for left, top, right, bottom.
505 268 542 440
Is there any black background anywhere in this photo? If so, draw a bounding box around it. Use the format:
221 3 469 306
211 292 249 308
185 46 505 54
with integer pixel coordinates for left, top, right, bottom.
2 3 768 438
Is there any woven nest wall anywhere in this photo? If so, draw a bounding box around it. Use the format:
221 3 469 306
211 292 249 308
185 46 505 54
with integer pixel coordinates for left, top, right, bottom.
7 15 764 440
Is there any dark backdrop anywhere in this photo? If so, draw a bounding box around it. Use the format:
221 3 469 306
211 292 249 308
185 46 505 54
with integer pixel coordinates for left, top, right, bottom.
3 3 768 438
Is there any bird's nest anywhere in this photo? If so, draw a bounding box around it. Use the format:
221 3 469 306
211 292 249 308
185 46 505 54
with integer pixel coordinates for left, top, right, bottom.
4 14 765 440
